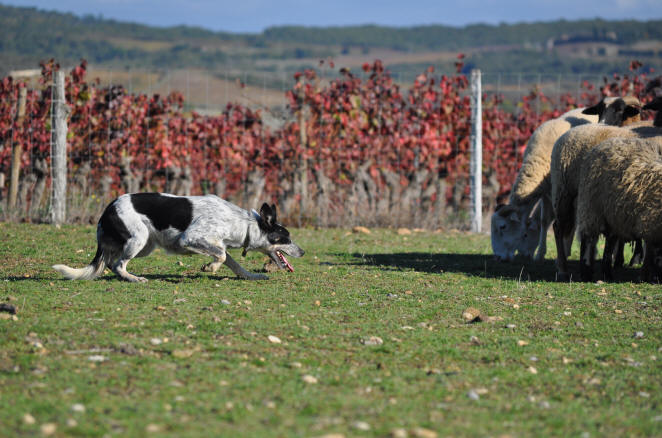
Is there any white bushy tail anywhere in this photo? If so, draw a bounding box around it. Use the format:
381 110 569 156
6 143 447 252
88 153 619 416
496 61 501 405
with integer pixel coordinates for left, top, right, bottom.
53 246 106 280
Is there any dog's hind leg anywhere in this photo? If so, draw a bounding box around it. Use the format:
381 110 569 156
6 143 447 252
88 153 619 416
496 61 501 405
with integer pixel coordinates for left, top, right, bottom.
112 235 150 283
224 253 268 281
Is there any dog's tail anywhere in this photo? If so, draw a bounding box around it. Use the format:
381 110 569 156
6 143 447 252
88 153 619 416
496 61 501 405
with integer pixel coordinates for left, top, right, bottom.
53 245 107 280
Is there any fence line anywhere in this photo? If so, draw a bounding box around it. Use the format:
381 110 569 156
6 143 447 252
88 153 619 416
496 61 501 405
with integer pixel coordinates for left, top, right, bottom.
0 63 653 228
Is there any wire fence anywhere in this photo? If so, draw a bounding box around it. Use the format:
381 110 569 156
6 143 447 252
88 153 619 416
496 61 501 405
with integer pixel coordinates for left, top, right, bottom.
0 63 645 229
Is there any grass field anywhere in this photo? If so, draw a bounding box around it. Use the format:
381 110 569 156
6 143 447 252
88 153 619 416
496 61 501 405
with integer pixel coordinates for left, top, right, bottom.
0 223 661 437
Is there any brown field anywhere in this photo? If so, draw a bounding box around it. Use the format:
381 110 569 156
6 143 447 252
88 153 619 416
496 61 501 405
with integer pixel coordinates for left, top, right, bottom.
87 68 288 111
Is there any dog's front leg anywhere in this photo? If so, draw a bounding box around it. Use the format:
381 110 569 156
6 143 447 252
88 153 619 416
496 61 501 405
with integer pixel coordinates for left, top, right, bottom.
224 253 268 280
201 253 226 273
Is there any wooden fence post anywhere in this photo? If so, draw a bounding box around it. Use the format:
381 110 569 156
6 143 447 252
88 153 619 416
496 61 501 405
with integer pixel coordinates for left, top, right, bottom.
51 71 70 225
8 87 27 211
470 69 483 233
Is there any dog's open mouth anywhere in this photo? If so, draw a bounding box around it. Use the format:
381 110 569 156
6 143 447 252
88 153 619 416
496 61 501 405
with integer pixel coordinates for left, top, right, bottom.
276 250 294 272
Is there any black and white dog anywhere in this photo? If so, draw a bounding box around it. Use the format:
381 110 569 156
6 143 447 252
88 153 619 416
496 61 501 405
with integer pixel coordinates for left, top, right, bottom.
53 193 304 282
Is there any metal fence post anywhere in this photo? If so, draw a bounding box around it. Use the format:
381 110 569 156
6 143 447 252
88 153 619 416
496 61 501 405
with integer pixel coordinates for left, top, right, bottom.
470 69 482 233
51 70 70 225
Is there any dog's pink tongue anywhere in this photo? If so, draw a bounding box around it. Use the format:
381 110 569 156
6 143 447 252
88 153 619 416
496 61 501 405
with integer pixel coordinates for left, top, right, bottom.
277 251 294 272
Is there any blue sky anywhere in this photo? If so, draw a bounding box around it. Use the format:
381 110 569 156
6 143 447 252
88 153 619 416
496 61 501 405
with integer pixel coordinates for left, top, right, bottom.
2 0 660 33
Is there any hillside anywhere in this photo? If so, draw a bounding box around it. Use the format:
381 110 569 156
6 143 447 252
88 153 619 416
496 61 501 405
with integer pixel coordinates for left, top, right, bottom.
2 3 662 113
2 4 662 74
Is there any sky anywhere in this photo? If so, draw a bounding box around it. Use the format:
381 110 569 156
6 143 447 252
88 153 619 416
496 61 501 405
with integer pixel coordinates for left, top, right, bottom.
2 0 661 33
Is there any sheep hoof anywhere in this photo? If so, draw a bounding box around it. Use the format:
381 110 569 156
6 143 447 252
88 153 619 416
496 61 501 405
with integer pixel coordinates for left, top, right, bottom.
556 272 571 282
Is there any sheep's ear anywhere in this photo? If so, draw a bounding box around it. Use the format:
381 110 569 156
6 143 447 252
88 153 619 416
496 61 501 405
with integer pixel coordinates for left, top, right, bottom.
582 101 604 115
624 105 641 119
644 96 662 111
526 216 539 230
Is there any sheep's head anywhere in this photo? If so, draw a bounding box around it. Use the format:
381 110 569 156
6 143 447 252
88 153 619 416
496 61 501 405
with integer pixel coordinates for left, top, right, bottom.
644 76 662 98
491 205 524 261
643 96 662 127
582 96 642 126
517 213 541 259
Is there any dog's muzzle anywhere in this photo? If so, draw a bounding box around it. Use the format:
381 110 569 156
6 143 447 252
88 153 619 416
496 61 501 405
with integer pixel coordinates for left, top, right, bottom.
270 243 304 272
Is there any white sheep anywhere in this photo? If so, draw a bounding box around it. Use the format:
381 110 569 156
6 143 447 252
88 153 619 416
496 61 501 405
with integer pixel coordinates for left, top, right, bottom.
550 97 647 280
492 96 644 263
575 135 662 281
491 107 598 262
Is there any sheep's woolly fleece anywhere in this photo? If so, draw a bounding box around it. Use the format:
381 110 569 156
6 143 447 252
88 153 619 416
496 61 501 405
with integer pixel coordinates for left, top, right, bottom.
509 108 597 206
550 121 659 228
577 135 662 244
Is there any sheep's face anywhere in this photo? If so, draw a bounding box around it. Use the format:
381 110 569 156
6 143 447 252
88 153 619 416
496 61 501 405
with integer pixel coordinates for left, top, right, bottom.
491 205 523 262
517 214 541 259
583 97 641 126
643 96 662 127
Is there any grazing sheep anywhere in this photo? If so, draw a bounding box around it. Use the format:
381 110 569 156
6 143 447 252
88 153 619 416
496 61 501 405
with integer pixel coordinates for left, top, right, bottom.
491 201 542 261
549 97 645 280
491 107 598 261
491 96 641 263
575 134 662 282
647 95 662 127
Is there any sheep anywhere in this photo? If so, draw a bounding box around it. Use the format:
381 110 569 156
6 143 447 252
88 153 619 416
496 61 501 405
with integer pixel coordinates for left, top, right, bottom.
491 107 598 262
575 135 662 282
573 96 662 282
491 201 542 261
491 96 641 263
550 97 648 280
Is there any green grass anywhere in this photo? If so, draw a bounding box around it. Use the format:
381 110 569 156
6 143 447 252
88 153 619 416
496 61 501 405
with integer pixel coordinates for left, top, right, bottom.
0 223 661 437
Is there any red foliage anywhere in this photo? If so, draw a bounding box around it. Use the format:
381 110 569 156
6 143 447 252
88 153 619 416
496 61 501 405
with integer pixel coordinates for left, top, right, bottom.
0 59 655 209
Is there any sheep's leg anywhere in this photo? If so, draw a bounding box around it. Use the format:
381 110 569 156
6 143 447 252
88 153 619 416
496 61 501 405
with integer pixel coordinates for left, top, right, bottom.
629 239 644 266
652 244 662 283
641 241 662 283
602 235 617 282
613 239 625 269
579 235 597 282
534 196 553 262
563 227 574 258
554 220 571 282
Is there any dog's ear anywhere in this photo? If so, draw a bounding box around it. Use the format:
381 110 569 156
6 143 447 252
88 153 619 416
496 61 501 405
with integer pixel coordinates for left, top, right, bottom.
270 204 278 223
259 203 276 227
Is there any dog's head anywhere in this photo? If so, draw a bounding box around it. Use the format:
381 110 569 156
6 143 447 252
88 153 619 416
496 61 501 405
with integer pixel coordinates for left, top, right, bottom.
253 203 304 271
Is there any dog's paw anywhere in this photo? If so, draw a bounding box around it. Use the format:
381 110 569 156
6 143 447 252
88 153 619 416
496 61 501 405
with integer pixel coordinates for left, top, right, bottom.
202 262 222 273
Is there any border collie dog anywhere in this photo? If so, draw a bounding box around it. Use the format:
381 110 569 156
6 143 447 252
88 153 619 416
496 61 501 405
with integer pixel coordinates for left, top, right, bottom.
53 193 304 282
